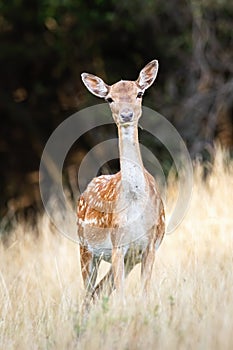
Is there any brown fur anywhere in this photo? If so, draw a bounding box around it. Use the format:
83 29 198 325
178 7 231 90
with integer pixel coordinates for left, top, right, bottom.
78 60 165 299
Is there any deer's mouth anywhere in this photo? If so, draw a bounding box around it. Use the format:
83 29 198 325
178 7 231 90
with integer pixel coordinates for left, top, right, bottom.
119 122 135 127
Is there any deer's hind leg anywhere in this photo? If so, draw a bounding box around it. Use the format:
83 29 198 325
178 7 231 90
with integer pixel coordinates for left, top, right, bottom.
141 226 159 295
91 248 138 299
91 267 115 298
141 218 165 294
141 237 156 295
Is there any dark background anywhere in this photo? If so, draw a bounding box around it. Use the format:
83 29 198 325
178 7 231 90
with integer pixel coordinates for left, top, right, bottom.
0 0 233 221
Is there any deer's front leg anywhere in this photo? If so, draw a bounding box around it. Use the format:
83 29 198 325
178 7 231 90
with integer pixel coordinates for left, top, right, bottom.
112 246 125 297
80 245 99 294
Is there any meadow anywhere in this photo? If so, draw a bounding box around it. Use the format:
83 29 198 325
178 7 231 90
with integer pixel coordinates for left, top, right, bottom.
0 149 233 350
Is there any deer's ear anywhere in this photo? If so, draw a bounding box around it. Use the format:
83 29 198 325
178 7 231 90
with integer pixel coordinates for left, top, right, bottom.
136 60 159 90
81 73 109 98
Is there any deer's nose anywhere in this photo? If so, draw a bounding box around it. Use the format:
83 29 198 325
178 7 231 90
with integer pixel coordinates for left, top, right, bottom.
120 111 133 123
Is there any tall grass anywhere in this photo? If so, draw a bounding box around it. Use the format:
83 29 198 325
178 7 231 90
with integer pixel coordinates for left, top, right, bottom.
0 149 233 350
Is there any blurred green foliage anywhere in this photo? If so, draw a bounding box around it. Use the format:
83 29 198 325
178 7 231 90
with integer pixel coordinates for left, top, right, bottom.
0 0 232 216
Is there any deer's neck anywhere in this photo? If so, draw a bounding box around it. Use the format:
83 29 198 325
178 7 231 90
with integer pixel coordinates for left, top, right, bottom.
118 125 147 198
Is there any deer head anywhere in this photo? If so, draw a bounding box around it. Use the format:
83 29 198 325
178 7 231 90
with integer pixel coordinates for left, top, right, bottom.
81 60 158 127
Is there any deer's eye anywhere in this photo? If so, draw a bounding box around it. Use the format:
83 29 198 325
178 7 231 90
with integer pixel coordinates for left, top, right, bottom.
106 97 114 103
137 91 143 98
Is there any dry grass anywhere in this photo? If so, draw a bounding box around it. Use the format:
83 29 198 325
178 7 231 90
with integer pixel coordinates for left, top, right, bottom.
0 149 233 350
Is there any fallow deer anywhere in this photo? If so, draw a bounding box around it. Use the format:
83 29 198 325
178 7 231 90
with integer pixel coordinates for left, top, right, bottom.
77 60 165 299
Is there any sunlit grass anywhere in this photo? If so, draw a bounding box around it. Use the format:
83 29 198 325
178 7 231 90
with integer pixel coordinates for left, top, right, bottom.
0 148 233 349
